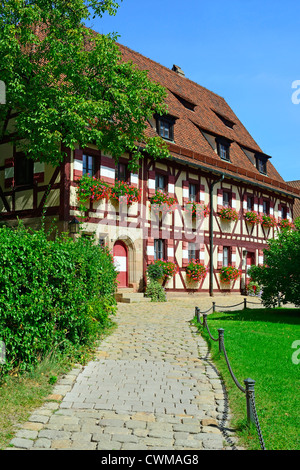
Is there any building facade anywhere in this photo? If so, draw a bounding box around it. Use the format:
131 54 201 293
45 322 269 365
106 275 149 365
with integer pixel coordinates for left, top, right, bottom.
0 42 299 296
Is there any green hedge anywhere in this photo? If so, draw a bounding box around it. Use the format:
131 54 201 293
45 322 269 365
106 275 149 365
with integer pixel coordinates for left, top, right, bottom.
0 222 117 375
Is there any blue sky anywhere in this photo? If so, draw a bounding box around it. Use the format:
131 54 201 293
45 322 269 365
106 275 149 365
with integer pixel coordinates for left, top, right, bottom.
86 0 300 182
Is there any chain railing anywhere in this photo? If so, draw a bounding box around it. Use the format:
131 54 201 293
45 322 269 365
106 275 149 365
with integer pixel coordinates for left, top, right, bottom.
195 303 266 451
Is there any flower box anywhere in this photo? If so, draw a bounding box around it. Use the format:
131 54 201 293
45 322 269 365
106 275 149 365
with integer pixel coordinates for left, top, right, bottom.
218 206 239 221
219 266 241 283
185 202 210 218
147 259 178 281
279 218 295 230
261 214 277 228
244 210 262 225
77 174 111 211
185 260 208 283
150 190 176 214
110 180 141 205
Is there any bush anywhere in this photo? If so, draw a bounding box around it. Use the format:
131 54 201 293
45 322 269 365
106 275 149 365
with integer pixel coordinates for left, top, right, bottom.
146 263 164 281
248 217 300 307
145 280 166 302
0 222 117 375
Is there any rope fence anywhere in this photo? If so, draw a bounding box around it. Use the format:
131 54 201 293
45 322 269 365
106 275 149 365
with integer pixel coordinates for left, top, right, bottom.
195 301 266 451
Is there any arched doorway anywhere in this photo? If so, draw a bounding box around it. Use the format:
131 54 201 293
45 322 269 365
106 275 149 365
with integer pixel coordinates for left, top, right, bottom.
113 240 128 288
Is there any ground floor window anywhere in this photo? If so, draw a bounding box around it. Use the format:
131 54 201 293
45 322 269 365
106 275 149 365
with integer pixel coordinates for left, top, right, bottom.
223 246 231 267
154 239 165 260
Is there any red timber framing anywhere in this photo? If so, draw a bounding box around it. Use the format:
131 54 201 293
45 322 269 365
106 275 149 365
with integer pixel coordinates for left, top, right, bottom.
1 38 300 295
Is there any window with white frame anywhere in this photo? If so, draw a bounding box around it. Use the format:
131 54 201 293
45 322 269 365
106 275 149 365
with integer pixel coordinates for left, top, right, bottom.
188 242 197 261
155 174 166 192
223 246 231 267
189 183 197 202
83 154 95 176
154 239 165 260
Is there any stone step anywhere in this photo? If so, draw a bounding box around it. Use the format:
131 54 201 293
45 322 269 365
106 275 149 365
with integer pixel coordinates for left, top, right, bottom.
115 291 151 303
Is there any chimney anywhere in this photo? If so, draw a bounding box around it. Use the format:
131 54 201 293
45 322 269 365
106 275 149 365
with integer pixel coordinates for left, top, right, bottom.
172 65 185 77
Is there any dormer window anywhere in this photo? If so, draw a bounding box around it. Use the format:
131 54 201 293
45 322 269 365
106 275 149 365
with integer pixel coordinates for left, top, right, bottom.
172 92 196 111
156 115 175 141
256 154 268 175
214 111 235 129
217 138 231 162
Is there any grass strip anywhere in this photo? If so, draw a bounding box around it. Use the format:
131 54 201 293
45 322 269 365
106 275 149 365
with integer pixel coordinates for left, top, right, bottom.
194 308 300 450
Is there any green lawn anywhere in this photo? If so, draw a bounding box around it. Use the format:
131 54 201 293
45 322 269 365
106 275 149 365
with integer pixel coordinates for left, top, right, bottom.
194 308 300 450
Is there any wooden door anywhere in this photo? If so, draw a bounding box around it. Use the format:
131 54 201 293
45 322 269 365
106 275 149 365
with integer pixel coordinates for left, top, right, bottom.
113 241 128 288
246 252 255 283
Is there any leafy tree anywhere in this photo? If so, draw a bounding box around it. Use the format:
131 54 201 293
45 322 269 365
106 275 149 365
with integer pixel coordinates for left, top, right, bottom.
248 218 300 307
0 0 170 172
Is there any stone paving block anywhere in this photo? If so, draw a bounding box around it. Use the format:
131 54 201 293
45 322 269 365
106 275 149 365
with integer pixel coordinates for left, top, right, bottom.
33 438 51 449
9 438 34 449
7 297 247 451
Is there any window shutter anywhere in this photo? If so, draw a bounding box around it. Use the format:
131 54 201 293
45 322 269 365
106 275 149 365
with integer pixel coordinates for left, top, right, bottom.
73 149 83 181
231 192 236 209
167 239 175 262
200 184 205 203
148 170 156 197
182 241 189 267
4 158 14 188
217 189 223 212
199 243 205 262
182 180 189 205
168 175 175 197
243 193 248 214
278 203 282 221
33 161 44 183
253 196 258 212
100 154 115 184
231 246 236 267
259 197 264 215
258 249 264 266
217 245 223 269
130 172 139 188
146 237 154 263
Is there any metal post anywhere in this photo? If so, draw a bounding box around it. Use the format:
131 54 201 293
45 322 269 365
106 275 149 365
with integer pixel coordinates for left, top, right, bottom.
244 378 256 425
203 313 207 329
244 298 247 309
212 301 216 312
218 328 224 353
195 307 200 323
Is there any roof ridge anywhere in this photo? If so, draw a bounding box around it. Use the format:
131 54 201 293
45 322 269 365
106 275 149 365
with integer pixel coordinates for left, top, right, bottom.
116 41 228 103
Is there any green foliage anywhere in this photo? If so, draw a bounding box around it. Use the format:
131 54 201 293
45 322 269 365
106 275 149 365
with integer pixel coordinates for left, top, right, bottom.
0 0 169 171
148 259 178 280
146 263 164 281
145 280 166 302
0 222 117 376
248 217 300 307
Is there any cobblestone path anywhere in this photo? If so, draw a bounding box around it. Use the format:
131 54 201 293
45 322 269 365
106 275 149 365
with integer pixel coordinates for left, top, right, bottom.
8 295 251 450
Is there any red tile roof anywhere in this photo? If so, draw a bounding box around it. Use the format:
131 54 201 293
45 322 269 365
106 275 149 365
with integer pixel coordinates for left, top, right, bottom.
118 43 300 198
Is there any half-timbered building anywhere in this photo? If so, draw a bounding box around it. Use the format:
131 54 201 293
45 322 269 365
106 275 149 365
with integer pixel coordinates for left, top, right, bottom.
1 41 299 297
